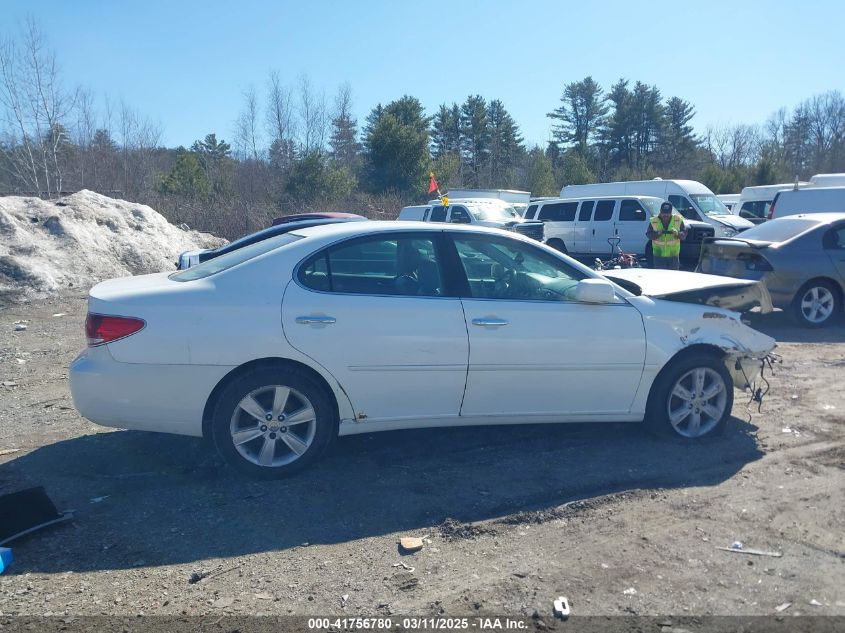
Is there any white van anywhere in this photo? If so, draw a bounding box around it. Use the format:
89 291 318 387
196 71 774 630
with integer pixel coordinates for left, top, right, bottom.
445 189 531 216
717 194 740 212
397 198 544 240
523 195 714 265
769 186 845 220
560 179 753 237
809 173 845 187
734 183 805 224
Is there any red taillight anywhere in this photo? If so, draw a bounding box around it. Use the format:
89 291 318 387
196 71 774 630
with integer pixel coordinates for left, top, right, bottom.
85 314 145 347
767 201 775 220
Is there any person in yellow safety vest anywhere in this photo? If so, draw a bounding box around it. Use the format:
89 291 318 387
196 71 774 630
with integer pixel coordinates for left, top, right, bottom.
646 201 688 270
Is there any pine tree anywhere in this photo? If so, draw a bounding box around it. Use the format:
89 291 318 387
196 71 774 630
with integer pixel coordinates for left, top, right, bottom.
460 95 490 187
363 96 430 193
547 77 607 155
431 103 461 158
487 99 524 186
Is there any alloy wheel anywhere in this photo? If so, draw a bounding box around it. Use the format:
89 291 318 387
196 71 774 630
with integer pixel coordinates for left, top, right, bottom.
800 286 835 324
666 367 728 438
229 385 317 467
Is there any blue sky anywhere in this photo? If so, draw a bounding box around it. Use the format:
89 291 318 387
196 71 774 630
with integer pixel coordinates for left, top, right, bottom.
4 0 843 149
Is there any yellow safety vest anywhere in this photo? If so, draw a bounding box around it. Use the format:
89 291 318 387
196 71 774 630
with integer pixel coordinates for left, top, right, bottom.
650 214 682 258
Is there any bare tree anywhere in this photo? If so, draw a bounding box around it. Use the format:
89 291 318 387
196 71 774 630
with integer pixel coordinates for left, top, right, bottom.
705 123 761 169
234 84 262 161
296 74 327 154
265 70 293 143
74 86 96 187
0 19 76 196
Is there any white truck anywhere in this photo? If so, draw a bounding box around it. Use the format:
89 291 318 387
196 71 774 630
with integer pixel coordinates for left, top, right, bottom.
445 189 531 215
560 179 753 237
398 198 544 241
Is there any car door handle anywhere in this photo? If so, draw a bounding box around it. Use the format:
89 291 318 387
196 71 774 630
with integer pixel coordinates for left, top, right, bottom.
295 315 337 325
472 318 509 327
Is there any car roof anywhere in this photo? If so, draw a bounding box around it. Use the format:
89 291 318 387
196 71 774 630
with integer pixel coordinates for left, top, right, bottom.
542 195 663 202
272 212 365 225
290 220 520 240
774 212 845 224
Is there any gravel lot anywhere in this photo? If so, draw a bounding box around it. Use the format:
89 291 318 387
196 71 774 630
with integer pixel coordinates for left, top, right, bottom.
1 295 844 619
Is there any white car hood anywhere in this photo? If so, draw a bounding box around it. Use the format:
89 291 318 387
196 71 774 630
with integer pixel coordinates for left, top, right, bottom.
601 269 773 313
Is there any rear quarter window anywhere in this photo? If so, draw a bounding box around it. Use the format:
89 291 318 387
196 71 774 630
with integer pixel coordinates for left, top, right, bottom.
171 233 302 281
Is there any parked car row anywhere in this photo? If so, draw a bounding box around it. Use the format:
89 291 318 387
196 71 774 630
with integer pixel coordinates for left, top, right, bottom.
720 173 845 224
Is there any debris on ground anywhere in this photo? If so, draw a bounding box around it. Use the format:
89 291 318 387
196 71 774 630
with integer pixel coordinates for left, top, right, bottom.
1 381 18 388
211 596 234 608
553 596 570 619
0 449 20 456
399 536 425 553
392 562 415 572
0 486 74 545
716 542 782 557
809 599 823 606
13 322 27 331
775 602 792 612
0 547 12 574
89 495 109 503
623 587 638 595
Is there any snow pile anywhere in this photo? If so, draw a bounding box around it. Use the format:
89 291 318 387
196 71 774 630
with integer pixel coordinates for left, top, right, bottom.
0 190 225 302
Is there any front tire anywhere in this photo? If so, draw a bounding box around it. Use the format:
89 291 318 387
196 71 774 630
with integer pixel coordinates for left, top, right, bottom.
790 280 839 328
211 367 336 478
645 352 733 440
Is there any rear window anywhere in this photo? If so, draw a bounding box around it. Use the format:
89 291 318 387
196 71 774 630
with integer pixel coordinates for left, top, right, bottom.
737 217 823 242
171 233 302 281
524 204 538 220
619 199 648 221
430 206 447 222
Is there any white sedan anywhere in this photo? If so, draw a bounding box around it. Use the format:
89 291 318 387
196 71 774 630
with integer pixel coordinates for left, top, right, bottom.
70 222 777 477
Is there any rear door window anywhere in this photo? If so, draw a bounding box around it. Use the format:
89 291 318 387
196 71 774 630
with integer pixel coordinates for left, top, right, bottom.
538 202 578 222
449 205 471 224
430 206 447 222
299 234 444 297
578 201 595 221
619 199 648 221
594 200 615 221
524 204 538 220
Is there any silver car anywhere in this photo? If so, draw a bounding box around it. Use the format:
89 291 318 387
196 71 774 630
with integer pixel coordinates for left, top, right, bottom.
698 213 845 327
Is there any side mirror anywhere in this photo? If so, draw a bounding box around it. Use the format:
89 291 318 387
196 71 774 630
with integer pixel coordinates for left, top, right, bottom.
574 279 617 304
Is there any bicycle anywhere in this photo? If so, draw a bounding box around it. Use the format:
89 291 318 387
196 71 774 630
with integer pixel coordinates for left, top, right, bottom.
593 236 641 271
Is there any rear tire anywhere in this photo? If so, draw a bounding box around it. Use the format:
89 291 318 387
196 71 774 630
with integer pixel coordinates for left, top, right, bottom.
645 352 733 440
211 366 336 478
790 280 840 328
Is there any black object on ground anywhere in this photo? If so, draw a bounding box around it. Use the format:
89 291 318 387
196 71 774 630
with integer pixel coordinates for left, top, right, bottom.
0 486 73 545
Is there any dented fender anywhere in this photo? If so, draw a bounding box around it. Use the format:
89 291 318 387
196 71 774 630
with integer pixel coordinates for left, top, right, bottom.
627 296 777 408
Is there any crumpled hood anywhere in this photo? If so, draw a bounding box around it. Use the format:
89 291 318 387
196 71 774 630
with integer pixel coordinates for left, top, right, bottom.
602 269 773 313
710 213 754 230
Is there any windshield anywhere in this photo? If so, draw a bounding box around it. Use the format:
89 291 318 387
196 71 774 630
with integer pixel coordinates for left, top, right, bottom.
691 194 731 216
640 198 663 217
734 217 823 243
471 204 520 222
171 233 302 281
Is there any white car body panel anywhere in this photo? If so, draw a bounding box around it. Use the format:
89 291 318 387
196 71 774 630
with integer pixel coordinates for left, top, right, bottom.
459 299 646 416
69 221 777 445
282 281 469 423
